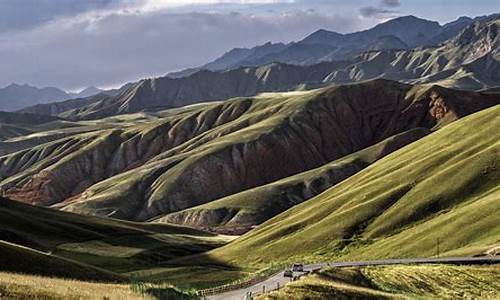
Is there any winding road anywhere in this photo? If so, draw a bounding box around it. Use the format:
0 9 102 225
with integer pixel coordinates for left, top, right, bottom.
206 256 500 300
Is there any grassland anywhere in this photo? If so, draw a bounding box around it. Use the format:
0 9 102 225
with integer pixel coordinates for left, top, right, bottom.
160 127 429 233
0 197 231 279
165 105 500 283
0 271 149 300
260 264 500 299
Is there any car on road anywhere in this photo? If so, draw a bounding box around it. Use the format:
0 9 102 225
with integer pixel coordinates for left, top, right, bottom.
292 263 304 272
284 270 293 277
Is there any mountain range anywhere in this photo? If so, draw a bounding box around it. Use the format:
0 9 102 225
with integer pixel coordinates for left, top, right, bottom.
0 84 121 112
0 12 499 298
0 84 105 112
169 14 500 77
18 15 500 121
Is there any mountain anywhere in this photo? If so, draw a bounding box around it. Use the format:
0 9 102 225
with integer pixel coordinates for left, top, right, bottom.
1 80 497 229
19 17 500 121
168 42 288 78
0 83 107 112
169 15 497 77
160 127 430 234
23 61 349 120
0 84 71 111
69 86 105 98
200 104 500 269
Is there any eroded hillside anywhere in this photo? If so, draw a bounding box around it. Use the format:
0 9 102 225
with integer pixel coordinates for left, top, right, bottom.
1 80 498 230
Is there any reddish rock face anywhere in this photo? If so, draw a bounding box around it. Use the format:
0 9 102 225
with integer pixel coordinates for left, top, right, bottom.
429 93 449 120
1 80 498 224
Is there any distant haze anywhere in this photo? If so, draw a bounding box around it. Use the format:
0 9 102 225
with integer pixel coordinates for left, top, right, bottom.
0 0 497 90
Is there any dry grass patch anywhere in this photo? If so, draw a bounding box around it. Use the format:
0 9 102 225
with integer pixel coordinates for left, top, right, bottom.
0 272 150 300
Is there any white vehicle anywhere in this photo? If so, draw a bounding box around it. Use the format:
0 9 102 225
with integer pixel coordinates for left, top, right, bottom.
292 263 304 272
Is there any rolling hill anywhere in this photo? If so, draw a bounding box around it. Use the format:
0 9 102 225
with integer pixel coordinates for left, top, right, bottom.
1 80 498 234
0 196 230 276
203 104 500 269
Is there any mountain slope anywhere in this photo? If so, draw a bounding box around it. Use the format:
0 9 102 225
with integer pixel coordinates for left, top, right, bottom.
206 105 500 267
0 196 228 275
159 128 429 234
20 18 499 121
1 80 497 229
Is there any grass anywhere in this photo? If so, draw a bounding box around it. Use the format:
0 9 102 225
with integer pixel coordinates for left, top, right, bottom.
171 105 500 281
260 264 500 299
0 197 231 277
0 241 124 282
160 127 429 231
0 271 149 300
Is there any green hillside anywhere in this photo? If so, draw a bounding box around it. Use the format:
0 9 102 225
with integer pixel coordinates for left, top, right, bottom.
261 264 500 299
204 104 500 268
0 241 124 282
160 128 429 234
0 197 230 275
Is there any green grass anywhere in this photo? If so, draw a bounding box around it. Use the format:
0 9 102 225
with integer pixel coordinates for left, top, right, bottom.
160 127 429 231
0 197 231 277
0 241 124 282
175 105 500 277
260 264 500 299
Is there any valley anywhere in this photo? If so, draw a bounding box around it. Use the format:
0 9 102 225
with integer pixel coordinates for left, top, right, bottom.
0 9 499 300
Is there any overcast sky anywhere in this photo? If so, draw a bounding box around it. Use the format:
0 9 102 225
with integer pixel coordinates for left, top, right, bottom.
0 0 498 91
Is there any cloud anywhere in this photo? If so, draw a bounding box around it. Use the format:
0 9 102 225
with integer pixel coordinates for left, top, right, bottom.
380 0 401 8
0 0 123 32
0 7 362 90
359 0 401 19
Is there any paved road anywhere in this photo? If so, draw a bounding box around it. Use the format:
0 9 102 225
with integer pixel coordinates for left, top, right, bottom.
206 256 500 300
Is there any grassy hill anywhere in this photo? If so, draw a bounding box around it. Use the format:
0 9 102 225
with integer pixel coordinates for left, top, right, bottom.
1 80 498 237
196 104 500 270
261 264 500 299
0 241 124 282
159 127 429 234
0 197 230 276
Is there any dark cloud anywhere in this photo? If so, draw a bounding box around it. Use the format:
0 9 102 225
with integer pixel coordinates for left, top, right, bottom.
0 9 362 90
359 7 394 18
381 0 401 8
0 0 123 32
359 0 401 19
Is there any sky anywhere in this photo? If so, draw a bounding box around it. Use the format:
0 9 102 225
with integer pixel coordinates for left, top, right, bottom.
0 0 498 91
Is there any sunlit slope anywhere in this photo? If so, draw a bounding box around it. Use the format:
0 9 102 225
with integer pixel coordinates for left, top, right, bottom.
0 197 229 274
160 128 429 233
261 265 500 299
56 81 499 224
1 80 498 229
210 105 500 266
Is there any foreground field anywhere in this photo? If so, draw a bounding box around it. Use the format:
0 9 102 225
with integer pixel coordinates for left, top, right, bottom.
260 264 500 299
0 272 148 300
0 196 231 279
